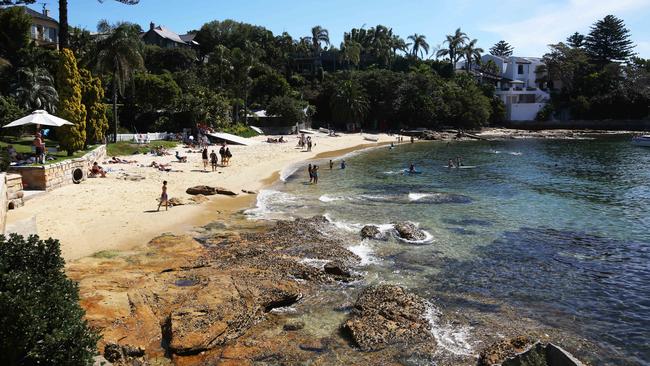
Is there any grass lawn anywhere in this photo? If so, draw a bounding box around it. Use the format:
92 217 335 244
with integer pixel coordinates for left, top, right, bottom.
106 140 178 157
0 136 96 165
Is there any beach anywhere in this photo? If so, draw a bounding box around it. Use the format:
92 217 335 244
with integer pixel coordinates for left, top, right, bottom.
6 133 394 262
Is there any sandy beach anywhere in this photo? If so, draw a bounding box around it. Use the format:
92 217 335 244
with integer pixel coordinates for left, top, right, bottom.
6 132 395 262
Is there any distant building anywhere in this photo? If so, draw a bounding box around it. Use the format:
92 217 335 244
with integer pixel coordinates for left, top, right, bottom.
22 6 59 49
140 22 197 48
460 54 551 121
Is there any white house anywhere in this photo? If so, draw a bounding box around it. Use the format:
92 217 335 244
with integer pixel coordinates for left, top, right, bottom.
461 55 550 121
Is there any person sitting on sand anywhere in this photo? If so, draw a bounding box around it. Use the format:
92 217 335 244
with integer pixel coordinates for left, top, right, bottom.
90 162 107 177
279 136 285 143
150 161 172 172
175 151 187 162
210 150 218 171
157 180 168 211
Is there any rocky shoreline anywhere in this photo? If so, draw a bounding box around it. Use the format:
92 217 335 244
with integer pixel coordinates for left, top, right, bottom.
69 215 589 365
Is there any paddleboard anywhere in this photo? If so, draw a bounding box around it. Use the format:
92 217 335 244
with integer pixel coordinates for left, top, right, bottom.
443 165 477 169
403 169 423 174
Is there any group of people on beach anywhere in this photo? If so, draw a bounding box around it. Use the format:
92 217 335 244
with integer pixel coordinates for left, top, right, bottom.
200 144 232 171
298 134 313 151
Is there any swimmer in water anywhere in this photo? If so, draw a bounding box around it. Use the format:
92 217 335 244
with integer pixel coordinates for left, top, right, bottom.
409 163 416 173
448 159 455 168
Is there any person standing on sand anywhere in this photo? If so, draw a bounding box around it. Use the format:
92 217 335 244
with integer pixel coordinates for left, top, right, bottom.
210 150 218 172
225 147 232 166
157 181 168 211
202 148 209 171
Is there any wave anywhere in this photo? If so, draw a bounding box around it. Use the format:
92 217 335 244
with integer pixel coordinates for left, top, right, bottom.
244 189 297 220
319 194 346 203
408 193 431 201
347 242 378 266
426 305 474 356
487 149 522 156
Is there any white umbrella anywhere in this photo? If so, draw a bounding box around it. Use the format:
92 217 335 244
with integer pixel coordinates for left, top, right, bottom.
3 110 73 128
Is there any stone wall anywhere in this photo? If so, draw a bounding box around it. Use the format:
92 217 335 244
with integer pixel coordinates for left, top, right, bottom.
8 145 107 191
0 173 6 233
5 173 24 210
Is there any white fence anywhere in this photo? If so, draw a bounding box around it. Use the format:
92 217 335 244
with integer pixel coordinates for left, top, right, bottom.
109 132 171 143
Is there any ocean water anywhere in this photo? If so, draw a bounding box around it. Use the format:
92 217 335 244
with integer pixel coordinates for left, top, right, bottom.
247 136 650 365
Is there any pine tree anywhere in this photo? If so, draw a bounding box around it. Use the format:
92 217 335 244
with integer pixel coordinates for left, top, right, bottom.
489 40 513 57
56 49 86 155
80 68 108 146
585 15 635 65
566 32 586 48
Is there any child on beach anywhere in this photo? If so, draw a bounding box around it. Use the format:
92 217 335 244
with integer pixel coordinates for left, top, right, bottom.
157 181 168 211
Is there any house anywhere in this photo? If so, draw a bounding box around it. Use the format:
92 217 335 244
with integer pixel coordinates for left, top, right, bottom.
141 22 197 48
23 6 59 49
461 54 551 121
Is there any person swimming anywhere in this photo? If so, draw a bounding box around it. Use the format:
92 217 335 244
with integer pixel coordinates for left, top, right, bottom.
390 142 394 149
409 163 416 173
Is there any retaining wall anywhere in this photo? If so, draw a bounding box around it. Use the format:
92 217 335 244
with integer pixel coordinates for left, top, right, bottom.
8 145 107 191
500 119 650 131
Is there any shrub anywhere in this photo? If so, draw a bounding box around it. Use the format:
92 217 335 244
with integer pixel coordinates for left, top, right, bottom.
0 234 100 365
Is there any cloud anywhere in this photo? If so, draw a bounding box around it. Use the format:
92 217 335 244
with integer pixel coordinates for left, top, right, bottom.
483 0 650 56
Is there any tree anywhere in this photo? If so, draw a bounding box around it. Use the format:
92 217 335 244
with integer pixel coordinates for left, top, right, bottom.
408 33 429 59
80 68 108 145
437 28 468 69
0 96 25 132
176 87 231 129
133 72 181 112
94 23 144 142
566 32 585 48
0 234 100 365
489 40 513 57
330 79 369 129
443 74 491 128
462 39 483 71
11 67 59 112
585 15 635 66
340 40 361 68
266 95 307 124
56 48 86 155
0 6 31 64
306 25 330 54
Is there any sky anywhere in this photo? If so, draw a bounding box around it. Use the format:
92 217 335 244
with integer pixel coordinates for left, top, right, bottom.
26 0 650 58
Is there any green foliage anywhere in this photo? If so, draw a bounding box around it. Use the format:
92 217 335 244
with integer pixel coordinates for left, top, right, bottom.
0 96 25 133
144 45 197 74
56 49 87 155
443 74 491 128
0 6 31 65
266 95 307 124
250 65 290 107
489 40 513 57
0 234 100 366
106 140 177 156
566 32 586 48
490 97 507 124
535 103 555 121
133 72 181 112
585 15 635 66
394 70 444 128
177 87 231 129
220 123 258 137
330 78 369 127
80 68 108 145
11 67 59 113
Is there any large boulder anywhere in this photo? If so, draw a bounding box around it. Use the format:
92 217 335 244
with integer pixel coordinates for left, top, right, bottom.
393 222 427 241
186 185 218 195
342 285 435 352
216 187 239 196
360 225 381 239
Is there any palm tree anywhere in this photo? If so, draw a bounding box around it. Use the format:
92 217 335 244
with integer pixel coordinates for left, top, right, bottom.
93 23 143 142
436 28 468 69
58 0 140 48
462 39 483 71
407 33 430 59
330 80 369 130
340 40 361 69
11 67 59 113
306 26 330 55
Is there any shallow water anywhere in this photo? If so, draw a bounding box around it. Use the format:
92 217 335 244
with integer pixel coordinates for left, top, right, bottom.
248 136 650 365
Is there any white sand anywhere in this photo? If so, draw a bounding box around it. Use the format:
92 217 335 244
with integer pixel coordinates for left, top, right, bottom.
6 133 396 262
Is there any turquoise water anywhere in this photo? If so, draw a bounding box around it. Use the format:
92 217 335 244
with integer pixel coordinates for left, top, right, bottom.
249 136 650 365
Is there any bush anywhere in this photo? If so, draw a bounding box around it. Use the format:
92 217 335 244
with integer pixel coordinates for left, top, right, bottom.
220 123 259 138
0 234 100 365
535 103 555 121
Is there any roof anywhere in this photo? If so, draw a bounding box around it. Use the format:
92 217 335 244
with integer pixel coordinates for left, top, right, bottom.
512 57 532 64
21 6 58 23
152 26 185 44
179 33 196 43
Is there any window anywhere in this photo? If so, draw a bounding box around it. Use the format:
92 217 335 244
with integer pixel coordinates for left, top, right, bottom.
518 64 524 74
31 25 37 39
49 27 57 42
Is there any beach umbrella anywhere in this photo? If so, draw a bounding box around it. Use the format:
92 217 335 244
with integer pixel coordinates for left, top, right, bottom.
2 110 73 128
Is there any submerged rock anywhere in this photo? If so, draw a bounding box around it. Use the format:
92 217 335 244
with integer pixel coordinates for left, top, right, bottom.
342 285 435 352
324 261 351 278
393 222 427 241
283 320 305 331
360 225 381 239
478 337 586 366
